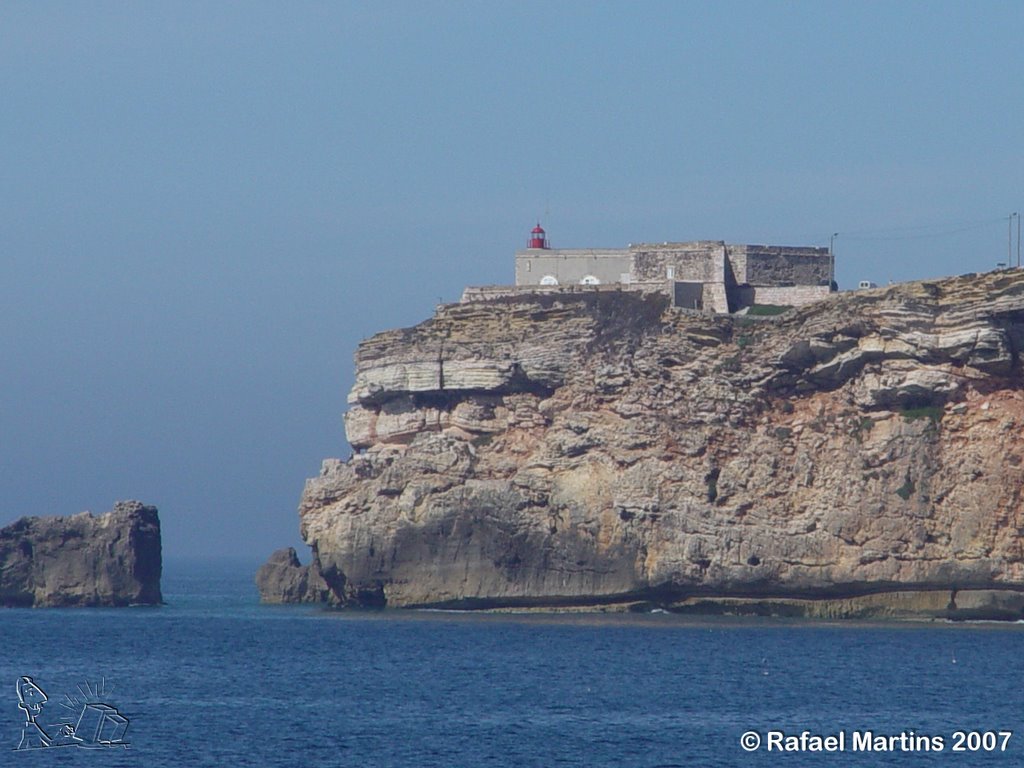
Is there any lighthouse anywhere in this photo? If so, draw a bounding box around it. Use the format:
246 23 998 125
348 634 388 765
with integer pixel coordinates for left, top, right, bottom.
527 223 549 249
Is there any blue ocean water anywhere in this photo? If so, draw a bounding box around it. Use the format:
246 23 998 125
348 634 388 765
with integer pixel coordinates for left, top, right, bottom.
2 559 1023 767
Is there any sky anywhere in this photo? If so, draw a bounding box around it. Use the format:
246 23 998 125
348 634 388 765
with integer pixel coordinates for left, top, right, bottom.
3 1 1024 560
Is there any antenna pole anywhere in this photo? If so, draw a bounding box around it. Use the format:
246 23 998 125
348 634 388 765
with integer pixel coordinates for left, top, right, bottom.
829 232 838 287
1010 214 1016 266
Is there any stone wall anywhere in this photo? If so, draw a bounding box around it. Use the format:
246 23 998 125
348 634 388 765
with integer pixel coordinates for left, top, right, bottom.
734 284 833 308
462 282 664 304
701 282 731 313
515 249 630 286
729 245 831 286
630 242 725 283
510 240 831 312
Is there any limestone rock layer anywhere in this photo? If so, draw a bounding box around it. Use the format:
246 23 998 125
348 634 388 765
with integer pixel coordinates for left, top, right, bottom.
300 271 1024 618
0 500 162 607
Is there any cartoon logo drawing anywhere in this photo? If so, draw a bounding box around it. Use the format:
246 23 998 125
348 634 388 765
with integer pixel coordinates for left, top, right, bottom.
14 677 129 751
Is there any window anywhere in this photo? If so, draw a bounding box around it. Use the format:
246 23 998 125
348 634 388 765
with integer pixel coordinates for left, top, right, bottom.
580 275 600 285
540 275 559 286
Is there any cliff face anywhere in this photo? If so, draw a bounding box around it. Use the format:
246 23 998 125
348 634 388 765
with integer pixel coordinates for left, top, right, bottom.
0 500 162 607
299 271 1024 618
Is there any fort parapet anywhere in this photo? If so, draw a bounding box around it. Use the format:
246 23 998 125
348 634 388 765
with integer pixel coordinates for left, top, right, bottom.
464 226 834 313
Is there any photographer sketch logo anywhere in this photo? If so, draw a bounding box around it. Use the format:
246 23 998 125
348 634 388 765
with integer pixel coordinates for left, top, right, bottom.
14 676 130 751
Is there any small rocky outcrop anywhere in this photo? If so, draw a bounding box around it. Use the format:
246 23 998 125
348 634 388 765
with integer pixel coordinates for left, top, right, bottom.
0 500 162 607
256 547 333 604
297 270 1024 619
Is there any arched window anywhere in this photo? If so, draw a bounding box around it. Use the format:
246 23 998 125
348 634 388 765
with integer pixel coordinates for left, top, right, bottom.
580 275 600 285
540 275 559 286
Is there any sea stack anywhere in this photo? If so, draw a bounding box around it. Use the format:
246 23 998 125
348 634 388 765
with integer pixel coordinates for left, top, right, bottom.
0 500 163 607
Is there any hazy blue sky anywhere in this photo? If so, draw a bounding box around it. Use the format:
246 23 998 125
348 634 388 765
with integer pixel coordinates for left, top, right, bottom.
3 2 1023 559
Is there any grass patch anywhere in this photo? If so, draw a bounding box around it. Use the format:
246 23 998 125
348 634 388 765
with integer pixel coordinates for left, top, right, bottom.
705 468 720 503
895 477 916 500
747 304 792 316
471 432 496 448
853 416 874 440
900 406 944 424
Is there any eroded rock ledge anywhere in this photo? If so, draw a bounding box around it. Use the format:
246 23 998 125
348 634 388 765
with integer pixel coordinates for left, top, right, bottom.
0 500 162 607
297 271 1024 619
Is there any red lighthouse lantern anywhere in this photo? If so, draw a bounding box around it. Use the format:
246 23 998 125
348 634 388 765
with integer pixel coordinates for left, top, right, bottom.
528 223 549 249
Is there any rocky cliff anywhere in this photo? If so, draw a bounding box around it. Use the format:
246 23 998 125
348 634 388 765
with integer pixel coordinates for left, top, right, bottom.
256 547 334 604
0 500 162 607
297 270 1024 619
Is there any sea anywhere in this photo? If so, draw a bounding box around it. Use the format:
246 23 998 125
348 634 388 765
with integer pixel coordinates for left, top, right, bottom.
2 559 1023 767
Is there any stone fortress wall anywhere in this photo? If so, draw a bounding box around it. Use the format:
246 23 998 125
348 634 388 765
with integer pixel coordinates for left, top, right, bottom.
630 242 727 283
730 244 832 286
461 282 666 304
735 284 832 307
513 249 630 286
479 237 834 314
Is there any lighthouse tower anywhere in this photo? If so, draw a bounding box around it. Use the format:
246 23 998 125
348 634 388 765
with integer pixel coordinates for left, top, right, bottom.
527 223 549 249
